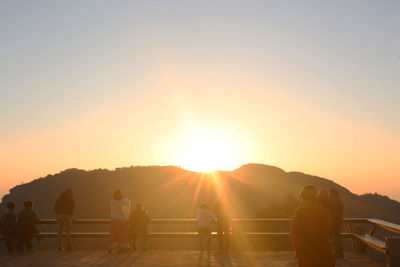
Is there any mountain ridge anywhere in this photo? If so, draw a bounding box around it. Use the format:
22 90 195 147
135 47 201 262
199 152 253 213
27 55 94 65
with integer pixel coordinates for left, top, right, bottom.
1 163 399 224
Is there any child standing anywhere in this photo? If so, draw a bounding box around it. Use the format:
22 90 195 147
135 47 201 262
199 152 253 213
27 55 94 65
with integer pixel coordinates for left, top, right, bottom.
196 203 216 253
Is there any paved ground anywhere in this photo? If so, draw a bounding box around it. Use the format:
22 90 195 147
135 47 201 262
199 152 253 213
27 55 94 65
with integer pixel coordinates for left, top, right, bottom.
0 250 385 267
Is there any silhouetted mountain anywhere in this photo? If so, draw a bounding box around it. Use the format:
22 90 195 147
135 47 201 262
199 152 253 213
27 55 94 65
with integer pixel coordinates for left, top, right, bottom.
1 164 400 224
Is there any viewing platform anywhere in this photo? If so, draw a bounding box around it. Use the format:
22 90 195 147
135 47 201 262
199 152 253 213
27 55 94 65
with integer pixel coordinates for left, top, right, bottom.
1 218 399 266
0 250 384 267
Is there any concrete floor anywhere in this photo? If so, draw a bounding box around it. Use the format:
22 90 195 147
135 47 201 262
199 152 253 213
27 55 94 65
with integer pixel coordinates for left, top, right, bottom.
0 250 385 267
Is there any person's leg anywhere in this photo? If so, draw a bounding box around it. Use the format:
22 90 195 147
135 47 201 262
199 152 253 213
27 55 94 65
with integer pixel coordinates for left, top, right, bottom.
142 236 147 251
334 225 344 258
131 237 137 251
217 222 224 252
65 215 73 249
224 225 231 252
25 236 33 251
16 236 23 251
199 236 204 252
58 216 65 250
5 238 15 252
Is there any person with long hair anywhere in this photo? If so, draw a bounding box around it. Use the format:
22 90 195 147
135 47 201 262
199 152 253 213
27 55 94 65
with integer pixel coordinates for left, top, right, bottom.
54 188 75 251
196 203 216 253
290 185 334 267
328 188 344 258
129 202 150 251
109 189 131 253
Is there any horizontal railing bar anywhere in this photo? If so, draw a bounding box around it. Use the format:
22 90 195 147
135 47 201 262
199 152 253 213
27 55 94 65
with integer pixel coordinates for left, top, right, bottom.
35 218 369 224
367 218 400 235
0 232 355 239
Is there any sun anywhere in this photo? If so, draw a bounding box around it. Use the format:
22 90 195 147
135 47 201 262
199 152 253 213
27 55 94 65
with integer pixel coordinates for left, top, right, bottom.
178 133 240 172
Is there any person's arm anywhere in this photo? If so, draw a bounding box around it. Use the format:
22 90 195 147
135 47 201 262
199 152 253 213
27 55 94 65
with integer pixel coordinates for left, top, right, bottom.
145 211 151 224
54 198 59 213
290 209 303 258
209 211 217 223
124 199 131 222
71 197 75 214
34 212 41 222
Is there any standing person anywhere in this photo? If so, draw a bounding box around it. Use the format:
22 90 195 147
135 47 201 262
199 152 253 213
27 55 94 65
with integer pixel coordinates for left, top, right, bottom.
129 202 150 251
2 201 17 252
290 185 334 267
109 189 131 253
329 188 344 259
54 188 75 251
16 201 41 252
212 198 232 253
196 203 216 253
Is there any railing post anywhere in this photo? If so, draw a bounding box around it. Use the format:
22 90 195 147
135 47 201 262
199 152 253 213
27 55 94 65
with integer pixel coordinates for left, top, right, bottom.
385 237 400 267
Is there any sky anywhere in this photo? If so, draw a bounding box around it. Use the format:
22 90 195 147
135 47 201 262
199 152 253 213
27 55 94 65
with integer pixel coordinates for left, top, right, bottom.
1 1 399 200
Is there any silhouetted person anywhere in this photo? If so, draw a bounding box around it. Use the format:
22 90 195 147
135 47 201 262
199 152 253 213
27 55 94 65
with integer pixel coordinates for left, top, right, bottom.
212 198 232 253
290 185 334 267
317 190 330 210
329 188 344 259
2 201 17 252
54 188 75 251
109 189 130 253
16 201 40 252
196 203 216 253
129 202 150 251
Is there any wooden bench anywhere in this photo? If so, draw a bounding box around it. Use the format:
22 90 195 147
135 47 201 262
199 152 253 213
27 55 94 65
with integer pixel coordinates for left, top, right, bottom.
353 233 387 254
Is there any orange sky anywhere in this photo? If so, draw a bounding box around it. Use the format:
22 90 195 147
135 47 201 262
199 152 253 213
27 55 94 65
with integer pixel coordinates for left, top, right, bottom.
1 1 399 201
1 67 399 200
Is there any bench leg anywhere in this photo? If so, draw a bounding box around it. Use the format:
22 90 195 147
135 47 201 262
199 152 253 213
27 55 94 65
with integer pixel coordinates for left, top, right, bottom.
385 237 400 267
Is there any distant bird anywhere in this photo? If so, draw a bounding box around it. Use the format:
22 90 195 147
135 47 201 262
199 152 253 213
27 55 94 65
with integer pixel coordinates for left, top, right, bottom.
72 96 79 101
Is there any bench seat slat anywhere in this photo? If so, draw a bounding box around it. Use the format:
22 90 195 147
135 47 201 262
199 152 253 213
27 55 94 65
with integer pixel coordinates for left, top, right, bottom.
353 234 387 254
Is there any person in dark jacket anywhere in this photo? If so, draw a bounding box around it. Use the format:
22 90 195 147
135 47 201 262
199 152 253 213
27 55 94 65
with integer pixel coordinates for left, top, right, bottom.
2 201 17 252
329 188 344 258
54 188 75 250
290 185 334 267
16 200 40 252
129 202 150 251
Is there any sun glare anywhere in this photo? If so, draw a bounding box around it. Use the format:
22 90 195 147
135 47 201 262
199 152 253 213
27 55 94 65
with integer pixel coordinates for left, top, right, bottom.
179 132 240 172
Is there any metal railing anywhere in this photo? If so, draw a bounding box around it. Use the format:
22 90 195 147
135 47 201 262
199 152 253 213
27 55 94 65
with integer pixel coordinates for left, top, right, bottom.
2 217 400 255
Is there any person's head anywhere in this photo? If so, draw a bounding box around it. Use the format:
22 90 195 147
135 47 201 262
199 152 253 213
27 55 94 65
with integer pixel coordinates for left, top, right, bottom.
113 189 123 200
329 188 341 201
135 202 144 211
23 200 34 210
200 203 208 210
299 184 318 202
65 188 73 195
6 201 16 211
317 190 329 204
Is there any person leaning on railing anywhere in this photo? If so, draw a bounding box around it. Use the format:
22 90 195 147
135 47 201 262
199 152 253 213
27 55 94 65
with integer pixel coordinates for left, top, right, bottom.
108 189 131 253
290 184 334 267
129 202 150 251
196 203 216 253
54 188 75 251
16 200 41 252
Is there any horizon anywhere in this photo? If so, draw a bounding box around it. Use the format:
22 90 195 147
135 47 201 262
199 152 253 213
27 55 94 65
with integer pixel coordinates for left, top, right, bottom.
2 162 399 203
1 1 399 201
